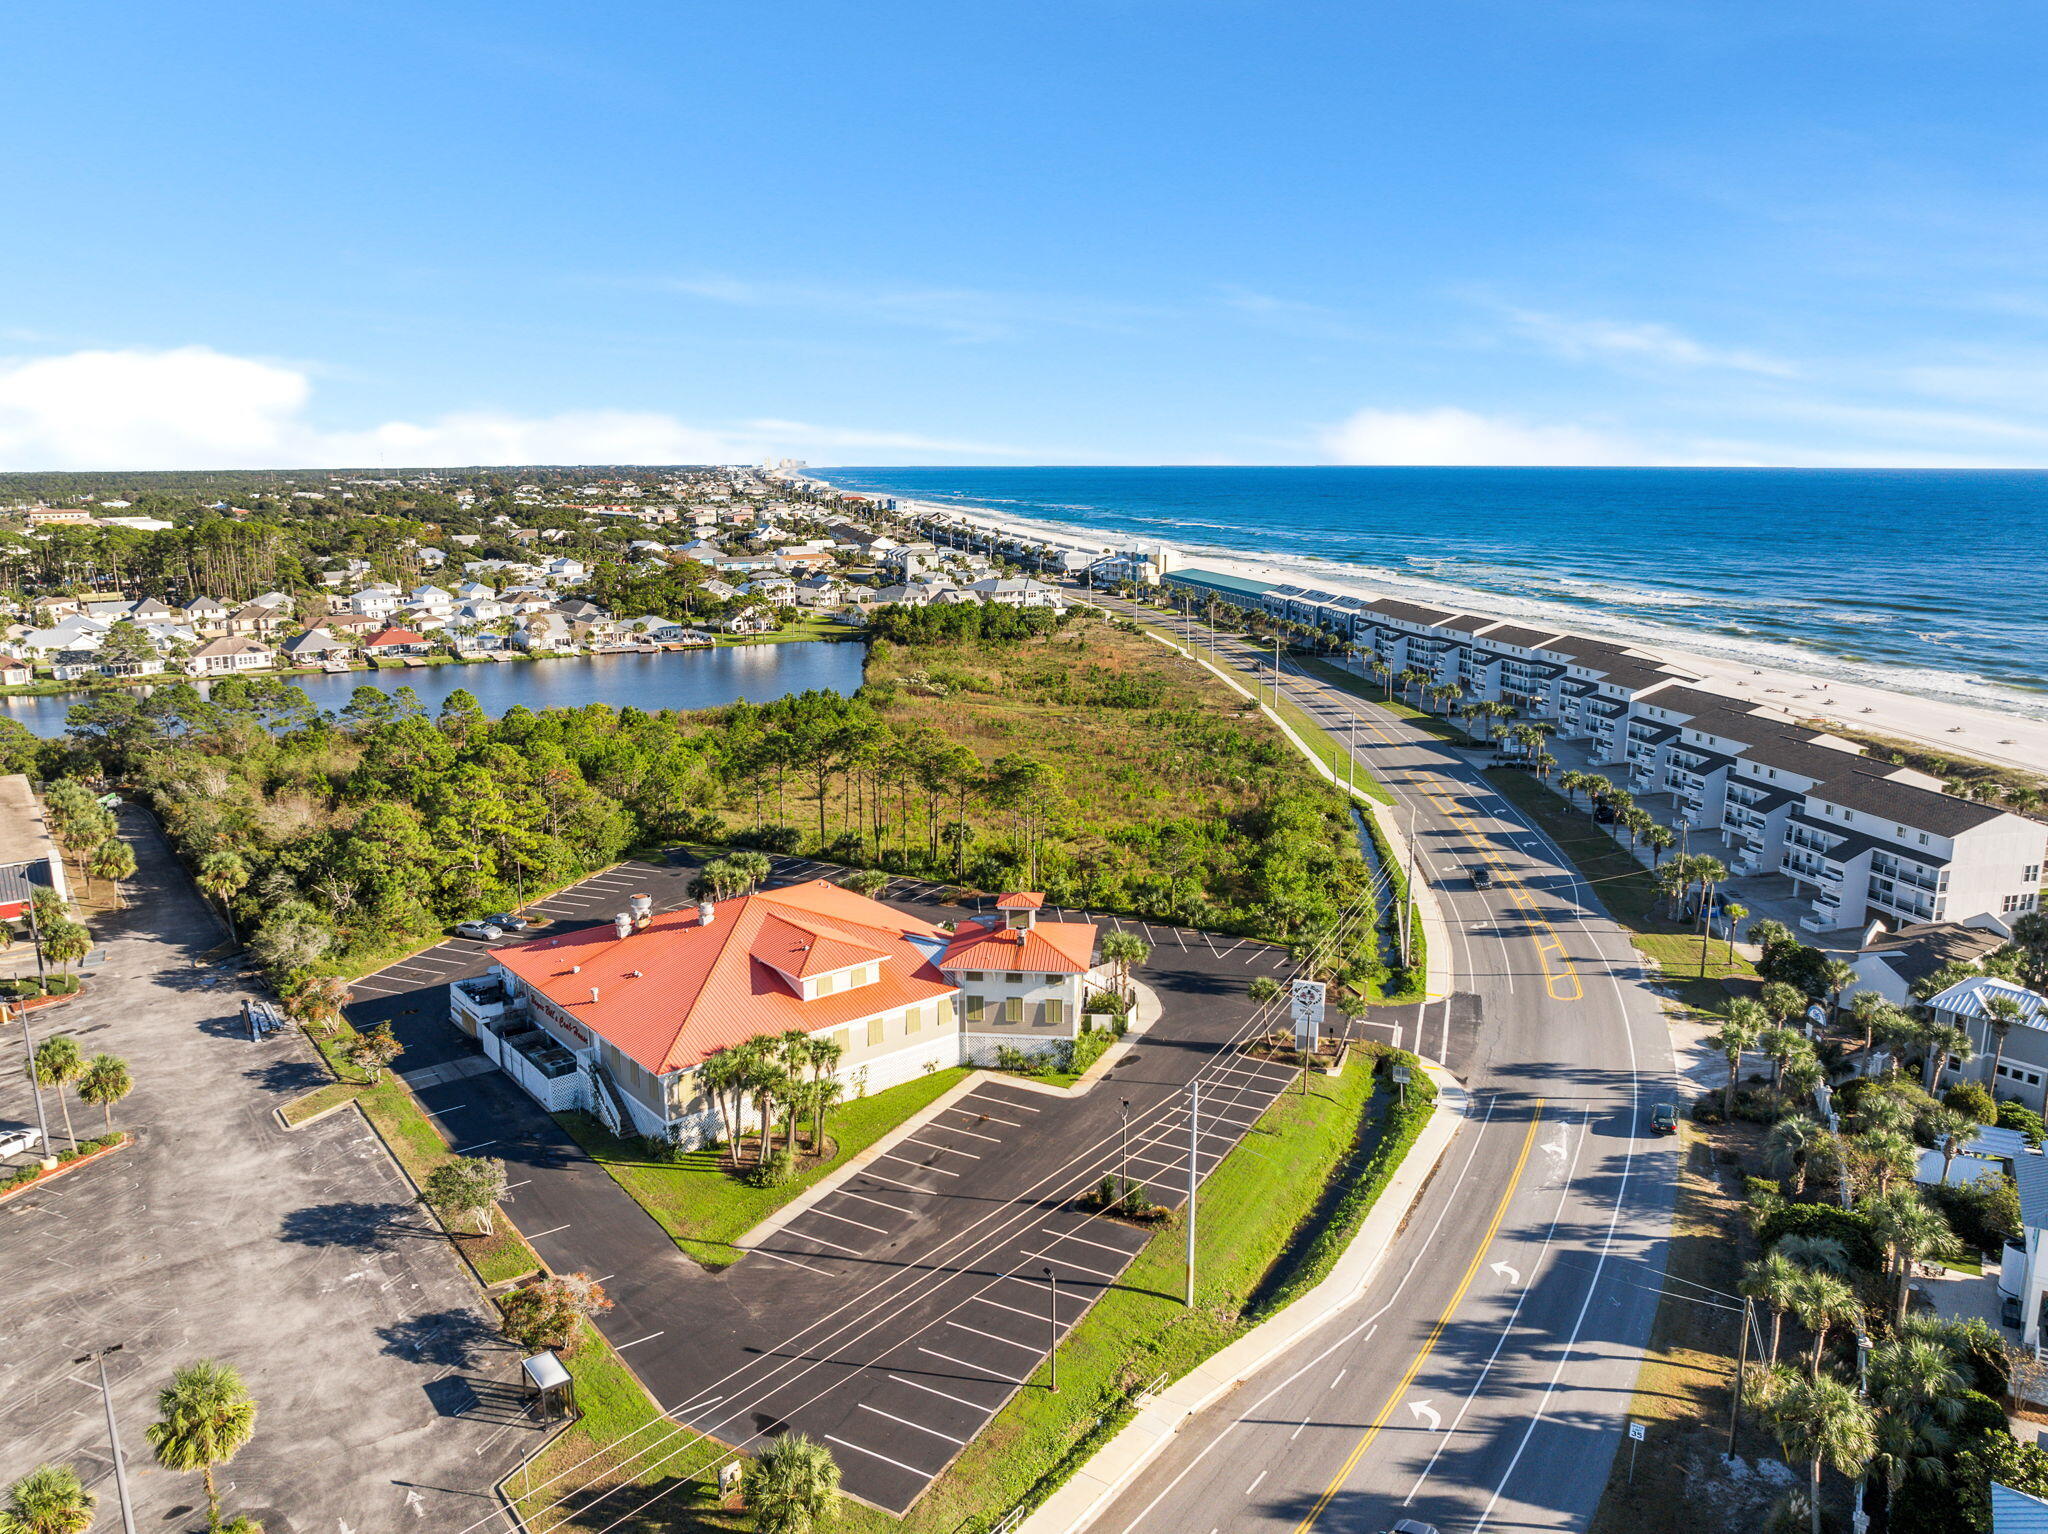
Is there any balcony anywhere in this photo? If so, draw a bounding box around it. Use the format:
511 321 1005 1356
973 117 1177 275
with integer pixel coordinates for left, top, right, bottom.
450 976 515 1037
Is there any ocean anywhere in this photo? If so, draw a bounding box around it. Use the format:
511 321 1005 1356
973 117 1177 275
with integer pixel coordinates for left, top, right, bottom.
818 467 2048 721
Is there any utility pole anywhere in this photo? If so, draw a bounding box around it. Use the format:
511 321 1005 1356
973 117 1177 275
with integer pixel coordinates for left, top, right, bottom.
1726 1296 1752 1458
1118 1097 1130 1210
1184 1078 1199 1308
1043 1268 1059 1392
74 1345 139 1534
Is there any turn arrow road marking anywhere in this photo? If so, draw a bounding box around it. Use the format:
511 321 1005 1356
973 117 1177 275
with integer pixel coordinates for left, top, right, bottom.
1490 1261 1521 1286
1407 1400 1442 1432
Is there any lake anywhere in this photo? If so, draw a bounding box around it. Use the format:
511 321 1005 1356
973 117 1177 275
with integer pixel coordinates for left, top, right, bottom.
0 641 869 737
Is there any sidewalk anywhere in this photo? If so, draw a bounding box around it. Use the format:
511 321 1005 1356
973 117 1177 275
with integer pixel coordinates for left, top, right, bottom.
1018 1060 1470 1534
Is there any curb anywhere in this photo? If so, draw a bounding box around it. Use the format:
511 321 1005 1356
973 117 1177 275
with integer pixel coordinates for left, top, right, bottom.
1018 1060 1470 1534
0 1134 133 1206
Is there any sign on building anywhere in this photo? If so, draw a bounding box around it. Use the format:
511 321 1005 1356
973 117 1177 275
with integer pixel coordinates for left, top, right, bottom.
1291 979 1326 1052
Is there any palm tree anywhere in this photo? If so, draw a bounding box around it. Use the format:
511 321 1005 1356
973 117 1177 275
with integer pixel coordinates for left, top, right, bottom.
698 1046 748 1151
1765 1115 1822 1195
88 837 137 907
77 1053 132 1134
741 1432 841 1534
1858 1127 1918 1196
1923 1105 1975 1185
1863 1187 1952 1327
146 1359 259 1533
1248 975 1283 1008
1757 1024 1805 1089
1099 930 1149 1005
4 1464 96 1534
282 974 353 1038
196 850 250 941
30 1034 83 1149
1747 1367 1877 1534
1741 1252 1804 1367
1820 960 1858 1027
1867 1335 1968 1501
1773 1234 1851 1276
1715 1015 1756 1118
1557 770 1587 806
1921 1024 1973 1093
1982 993 2024 1094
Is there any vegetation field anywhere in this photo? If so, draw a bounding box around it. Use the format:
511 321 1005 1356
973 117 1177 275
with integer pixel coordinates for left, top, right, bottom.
557 1067 970 1266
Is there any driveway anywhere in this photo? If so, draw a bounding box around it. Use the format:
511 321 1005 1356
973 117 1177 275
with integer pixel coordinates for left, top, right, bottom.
0 809 543 1532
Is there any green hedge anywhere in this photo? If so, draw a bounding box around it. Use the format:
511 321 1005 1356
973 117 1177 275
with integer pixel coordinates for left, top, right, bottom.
1245 1049 1437 1320
1 974 80 999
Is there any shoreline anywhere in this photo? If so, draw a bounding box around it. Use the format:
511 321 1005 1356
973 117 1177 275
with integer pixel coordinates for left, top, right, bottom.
822 480 2048 779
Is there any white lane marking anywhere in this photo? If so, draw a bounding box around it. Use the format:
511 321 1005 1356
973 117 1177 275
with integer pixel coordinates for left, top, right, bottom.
1246 1470 1267 1496
887 1374 1001 1413
526 1223 571 1239
824 1435 937 1478
1329 1369 1346 1389
917 1346 1025 1382
859 1401 966 1444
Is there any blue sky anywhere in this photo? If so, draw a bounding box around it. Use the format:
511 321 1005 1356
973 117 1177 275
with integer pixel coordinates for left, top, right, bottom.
5 0 2047 468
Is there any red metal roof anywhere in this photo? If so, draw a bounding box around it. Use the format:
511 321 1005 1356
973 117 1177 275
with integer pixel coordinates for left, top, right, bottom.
364 626 427 647
995 892 1046 910
938 917 1097 975
490 881 954 1077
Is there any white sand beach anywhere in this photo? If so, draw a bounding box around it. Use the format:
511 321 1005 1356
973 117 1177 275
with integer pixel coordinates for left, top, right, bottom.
870 491 2048 779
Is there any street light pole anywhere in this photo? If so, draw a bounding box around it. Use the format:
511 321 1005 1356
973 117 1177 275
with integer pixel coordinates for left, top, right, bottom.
1118 1097 1130 1211
13 1004 54 1169
1043 1267 1058 1393
1184 1078 1199 1308
74 1345 139 1534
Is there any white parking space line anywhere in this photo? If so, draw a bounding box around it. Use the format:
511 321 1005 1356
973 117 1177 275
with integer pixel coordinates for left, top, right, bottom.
887 1374 1002 1413
946 1319 1041 1352
825 1435 938 1478
526 1223 571 1239
976 1295 1060 1325
952 1109 1021 1128
454 1141 497 1154
857 1168 931 1193
840 1190 912 1215
979 1097 1041 1113
939 1122 1006 1144
615 1331 665 1350
859 1402 965 1444
909 1138 980 1159
916 1346 1026 1383
1042 1226 1137 1258
786 1230 863 1256
806 1206 889 1235
1024 1248 1121 1281
879 1152 961 1178
753 1248 826 1274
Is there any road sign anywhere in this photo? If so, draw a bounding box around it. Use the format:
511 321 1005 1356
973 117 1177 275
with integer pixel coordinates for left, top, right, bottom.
1629 1420 1646 1441
1290 979 1325 1052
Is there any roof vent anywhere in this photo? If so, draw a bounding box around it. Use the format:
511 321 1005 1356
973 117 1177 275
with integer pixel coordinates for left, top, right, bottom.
697 900 715 926
628 969 643 978
589 986 601 1004
613 912 633 940
570 964 581 975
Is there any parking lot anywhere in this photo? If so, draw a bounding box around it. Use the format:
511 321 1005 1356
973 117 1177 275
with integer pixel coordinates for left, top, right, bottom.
344 854 1309 1515
0 811 543 1533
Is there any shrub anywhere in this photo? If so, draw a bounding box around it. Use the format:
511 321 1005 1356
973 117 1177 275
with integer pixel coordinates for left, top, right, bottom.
1755 1201 1883 1273
1067 1029 1113 1077
994 1045 1047 1076
735 824 802 854
44 974 79 995
1945 1081 1998 1124
746 1149 795 1188
638 1133 689 1165
1689 1094 1726 1124
1998 1100 2046 1147
1926 1174 2022 1253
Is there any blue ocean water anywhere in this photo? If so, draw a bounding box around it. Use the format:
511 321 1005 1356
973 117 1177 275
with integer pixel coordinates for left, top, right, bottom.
819 467 2048 720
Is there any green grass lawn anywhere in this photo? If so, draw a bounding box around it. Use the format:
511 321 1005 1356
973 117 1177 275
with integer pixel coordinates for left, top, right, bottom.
556 1068 970 1266
1292 655 1469 743
717 614 862 645
1481 765 1755 995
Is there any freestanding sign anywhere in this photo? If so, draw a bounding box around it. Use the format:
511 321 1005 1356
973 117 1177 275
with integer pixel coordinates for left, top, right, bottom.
1291 979 1326 1053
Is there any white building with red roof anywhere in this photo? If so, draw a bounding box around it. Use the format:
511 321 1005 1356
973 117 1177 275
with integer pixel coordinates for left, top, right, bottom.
452 880 1100 1145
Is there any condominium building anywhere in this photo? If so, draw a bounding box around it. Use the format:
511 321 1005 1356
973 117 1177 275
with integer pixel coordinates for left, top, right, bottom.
1162 565 2048 934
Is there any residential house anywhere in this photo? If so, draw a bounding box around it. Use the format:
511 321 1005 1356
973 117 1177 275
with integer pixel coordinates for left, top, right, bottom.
1928 975 2048 1112
346 585 403 620
363 626 432 658
184 597 229 634
188 637 276 676
718 605 778 635
280 629 356 665
452 882 1096 1145
1847 919 2011 1008
964 577 1068 609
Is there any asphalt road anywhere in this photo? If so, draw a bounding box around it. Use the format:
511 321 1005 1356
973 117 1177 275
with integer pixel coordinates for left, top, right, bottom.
1080 600 1679 1534
345 857 1326 1522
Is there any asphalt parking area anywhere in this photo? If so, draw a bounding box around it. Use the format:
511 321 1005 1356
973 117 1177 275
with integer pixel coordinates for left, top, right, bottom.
343 854 1309 1515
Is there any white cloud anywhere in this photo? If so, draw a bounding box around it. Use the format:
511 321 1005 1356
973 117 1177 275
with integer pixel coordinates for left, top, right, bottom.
0 345 1025 469
1505 308 1796 376
1320 406 1691 466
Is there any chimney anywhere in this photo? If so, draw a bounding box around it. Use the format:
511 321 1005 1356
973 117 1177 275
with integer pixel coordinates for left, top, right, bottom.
698 900 716 926
613 912 633 940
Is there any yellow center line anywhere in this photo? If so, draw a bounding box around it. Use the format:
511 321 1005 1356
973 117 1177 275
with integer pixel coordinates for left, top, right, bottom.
1291 1099 1547 1534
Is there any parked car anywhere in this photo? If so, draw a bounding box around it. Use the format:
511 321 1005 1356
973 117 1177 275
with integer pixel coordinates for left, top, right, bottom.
2004 1292 2024 1330
1593 803 1617 824
1469 864 1495 889
1649 1102 1678 1135
485 912 534 932
453 921 506 941
0 1122 43 1159
1383 1522 1441 1534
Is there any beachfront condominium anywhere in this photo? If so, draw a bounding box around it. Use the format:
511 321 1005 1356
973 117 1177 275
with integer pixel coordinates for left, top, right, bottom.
1160 568 2048 937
